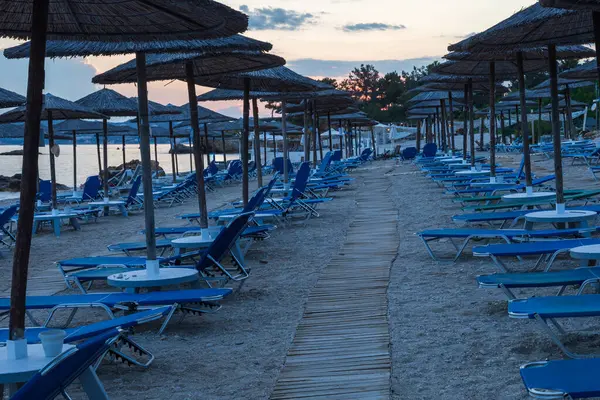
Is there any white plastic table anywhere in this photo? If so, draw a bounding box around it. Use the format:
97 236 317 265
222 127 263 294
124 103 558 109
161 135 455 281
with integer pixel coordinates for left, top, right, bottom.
502 192 556 203
455 169 491 176
439 157 464 164
524 210 597 231
470 181 517 188
0 344 74 396
33 212 80 237
171 236 214 254
108 268 199 293
570 244 600 266
88 200 128 217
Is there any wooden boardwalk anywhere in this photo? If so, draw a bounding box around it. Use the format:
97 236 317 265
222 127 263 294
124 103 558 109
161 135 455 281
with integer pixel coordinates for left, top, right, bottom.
271 175 398 399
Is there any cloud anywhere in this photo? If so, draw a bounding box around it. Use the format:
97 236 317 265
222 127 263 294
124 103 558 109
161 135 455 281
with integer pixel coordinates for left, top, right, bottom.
240 5 318 31
341 23 406 32
287 57 441 79
437 32 477 39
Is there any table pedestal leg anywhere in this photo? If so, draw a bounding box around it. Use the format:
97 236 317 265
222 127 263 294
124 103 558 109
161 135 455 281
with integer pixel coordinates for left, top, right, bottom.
79 366 109 400
53 219 61 237
120 205 128 217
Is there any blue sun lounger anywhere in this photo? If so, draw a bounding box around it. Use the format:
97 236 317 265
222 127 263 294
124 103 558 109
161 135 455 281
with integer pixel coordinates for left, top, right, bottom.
0 306 172 369
520 358 600 399
11 329 120 400
509 294 600 358
418 227 595 261
473 238 600 272
477 267 600 300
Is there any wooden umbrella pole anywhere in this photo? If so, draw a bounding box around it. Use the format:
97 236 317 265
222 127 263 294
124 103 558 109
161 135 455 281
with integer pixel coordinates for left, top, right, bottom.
449 92 455 150
500 112 506 145
72 130 77 192
370 126 376 158
517 51 533 189
468 79 476 168
281 100 289 187
489 61 496 179
327 112 333 152
121 135 126 170
48 111 57 210
548 44 565 209
317 113 323 161
9 0 49 342
169 121 176 182
102 119 109 200
416 120 421 152
185 61 208 228
463 85 468 159
95 133 102 176
153 137 159 177
565 85 574 140
242 77 250 206
304 102 310 162
479 117 484 149
263 131 267 168
537 98 543 145
440 100 447 152
312 100 317 167
252 98 262 187
212 137 216 162
221 131 227 164
136 53 157 260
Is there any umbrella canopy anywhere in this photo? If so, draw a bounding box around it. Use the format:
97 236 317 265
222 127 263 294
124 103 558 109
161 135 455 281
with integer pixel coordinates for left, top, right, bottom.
409 99 465 109
0 123 26 138
408 91 465 102
3 35 272 59
178 117 279 131
53 119 137 135
0 0 249 41
540 0 600 12
543 98 587 110
0 87 25 108
496 100 538 110
75 88 138 117
502 89 564 101
420 73 490 84
434 59 549 78
145 103 233 123
0 93 106 122
560 60 600 80
447 4 593 52
444 45 595 61
284 97 355 114
197 88 350 101
92 50 286 85
533 78 595 90
416 82 509 93
194 66 332 92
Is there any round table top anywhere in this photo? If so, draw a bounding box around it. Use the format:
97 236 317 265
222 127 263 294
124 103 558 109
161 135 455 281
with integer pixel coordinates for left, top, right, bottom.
0 344 75 384
502 192 556 202
470 181 516 188
570 244 600 260
171 236 214 248
525 210 598 223
34 212 78 220
108 268 199 289
439 158 464 163
455 169 491 176
88 200 126 206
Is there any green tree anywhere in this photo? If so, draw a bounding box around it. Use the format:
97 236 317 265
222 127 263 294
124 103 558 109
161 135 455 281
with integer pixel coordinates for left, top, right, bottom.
339 64 381 102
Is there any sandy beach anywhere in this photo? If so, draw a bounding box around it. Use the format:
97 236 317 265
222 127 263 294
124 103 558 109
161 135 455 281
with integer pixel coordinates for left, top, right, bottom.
1 149 599 399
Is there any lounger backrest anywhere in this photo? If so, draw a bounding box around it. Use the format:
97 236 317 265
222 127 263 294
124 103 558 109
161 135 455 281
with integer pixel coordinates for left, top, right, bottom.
38 180 52 202
243 187 267 213
12 329 120 400
318 152 332 173
82 176 101 201
290 162 311 200
196 212 254 271
272 157 294 176
533 175 556 185
331 150 342 162
0 204 18 227
422 143 437 158
125 176 142 207
402 147 418 160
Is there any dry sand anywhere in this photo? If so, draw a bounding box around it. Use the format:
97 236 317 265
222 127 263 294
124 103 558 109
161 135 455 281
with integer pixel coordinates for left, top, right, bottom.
2 150 600 399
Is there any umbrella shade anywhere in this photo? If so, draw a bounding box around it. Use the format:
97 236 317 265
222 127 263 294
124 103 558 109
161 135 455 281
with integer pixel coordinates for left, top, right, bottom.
420 73 490 84
259 89 351 101
0 0 248 41
0 93 106 122
284 98 355 114
288 106 360 118
447 4 593 52
75 88 138 117
533 77 595 90
322 111 369 121
434 59 549 78
561 60 599 80
197 88 350 101
409 99 465 109
543 98 587 110
444 45 595 61
502 89 564 101
178 118 279 131
3 35 272 59
0 87 25 108
194 66 332 92
496 100 538 109
53 119 138 135
145 103 233 123
408 91 465 102
0 123 26 138
540 0 600 11
416 82 509 93
93 51 286 85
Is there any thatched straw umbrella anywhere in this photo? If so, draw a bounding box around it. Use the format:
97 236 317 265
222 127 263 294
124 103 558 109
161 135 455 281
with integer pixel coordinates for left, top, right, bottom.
449 3 597 213
192 66 331 195
0 94 106 210
53 119 137 190
0 0 249 349
94 52 286 209
0 88 25 108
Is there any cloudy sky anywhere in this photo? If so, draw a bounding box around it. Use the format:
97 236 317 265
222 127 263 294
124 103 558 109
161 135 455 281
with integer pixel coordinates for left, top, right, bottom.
0 0 534 117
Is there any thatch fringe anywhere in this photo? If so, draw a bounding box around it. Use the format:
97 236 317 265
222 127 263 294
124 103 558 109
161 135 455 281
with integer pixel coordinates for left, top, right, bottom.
0 93 106 123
